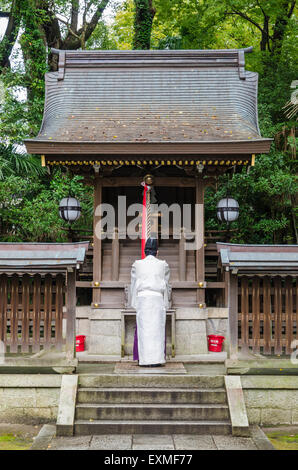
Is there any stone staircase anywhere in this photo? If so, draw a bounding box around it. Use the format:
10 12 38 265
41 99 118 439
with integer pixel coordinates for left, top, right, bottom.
74 371 232 435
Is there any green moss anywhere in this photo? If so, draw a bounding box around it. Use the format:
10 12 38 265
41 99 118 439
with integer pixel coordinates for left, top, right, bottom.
266 433 298 451
0 433 33 450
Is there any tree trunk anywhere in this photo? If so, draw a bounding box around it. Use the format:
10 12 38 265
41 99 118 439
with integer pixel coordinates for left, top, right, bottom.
20 5 47 105
0 0 21 71
133 0 156 50
271 4 290 54
260 15 270 51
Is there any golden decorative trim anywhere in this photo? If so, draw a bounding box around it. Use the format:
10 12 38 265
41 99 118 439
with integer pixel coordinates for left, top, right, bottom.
46 159 249 167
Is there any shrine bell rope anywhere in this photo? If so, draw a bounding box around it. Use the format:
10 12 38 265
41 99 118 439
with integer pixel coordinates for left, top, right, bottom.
141 182 152 259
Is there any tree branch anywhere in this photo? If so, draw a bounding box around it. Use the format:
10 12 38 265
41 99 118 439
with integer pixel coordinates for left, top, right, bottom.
56 15 81 41
81 0 110 42
271 0 295 52
287 0 296 17
0 0 21 71
70 0 79 32
226 9 264 34
39 1 61 49
255 0 268 20
63 0 110 49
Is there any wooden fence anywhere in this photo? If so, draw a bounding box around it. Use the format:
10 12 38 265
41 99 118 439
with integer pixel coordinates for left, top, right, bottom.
0 273 66 353
237 275 297 355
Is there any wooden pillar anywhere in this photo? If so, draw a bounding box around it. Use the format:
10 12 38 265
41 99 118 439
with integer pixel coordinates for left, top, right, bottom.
92 175 102 306
65 269 76 361
274 276 282 355
263 276 272 355
252 276 260 354
240 276 250 354
285 276 293 355
228 272 238 360
111 227 119 281
179 227 186 282
224 269 229 308
195 174 205 306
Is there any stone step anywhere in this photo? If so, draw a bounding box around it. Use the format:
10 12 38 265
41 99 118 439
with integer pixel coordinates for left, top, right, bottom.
77 387 227 405
78 374 225 389
75 403 230 421
74 419 232 435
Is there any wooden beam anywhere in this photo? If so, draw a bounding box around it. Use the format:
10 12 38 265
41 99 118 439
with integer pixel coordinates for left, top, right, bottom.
76 280 226 289
285 276 293 355
111 227 120 281
224 270 229 308
229 273 238 360
274 277 282 355
252 277 260 354
263 276 271 355
240 276 249 354
100 176 196 187
92 175 102 306
65 269 76 361
179 228 186 282
195 174 205 305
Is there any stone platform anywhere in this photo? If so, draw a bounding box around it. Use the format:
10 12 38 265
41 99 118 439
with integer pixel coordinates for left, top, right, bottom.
33 425 275 450
75 306 229 359
114 362 187 374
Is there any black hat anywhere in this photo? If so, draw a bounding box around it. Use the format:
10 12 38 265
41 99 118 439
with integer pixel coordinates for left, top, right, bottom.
144 237 158 256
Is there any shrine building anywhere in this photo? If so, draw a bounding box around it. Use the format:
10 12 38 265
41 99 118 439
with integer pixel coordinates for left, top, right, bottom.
24 47 273 359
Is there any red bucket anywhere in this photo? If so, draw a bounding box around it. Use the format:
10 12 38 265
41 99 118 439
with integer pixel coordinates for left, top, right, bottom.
207 334 225 352
76 335 86 352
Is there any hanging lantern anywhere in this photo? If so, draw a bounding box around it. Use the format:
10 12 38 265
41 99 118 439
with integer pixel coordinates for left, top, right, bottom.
59 197 81 222
216 198 239 223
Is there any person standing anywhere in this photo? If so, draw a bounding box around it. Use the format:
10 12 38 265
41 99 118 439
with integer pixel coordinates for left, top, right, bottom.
130 238 171 367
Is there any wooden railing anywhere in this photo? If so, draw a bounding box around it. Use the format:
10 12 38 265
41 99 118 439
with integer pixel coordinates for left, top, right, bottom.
237 275 297 356
0 272 76 358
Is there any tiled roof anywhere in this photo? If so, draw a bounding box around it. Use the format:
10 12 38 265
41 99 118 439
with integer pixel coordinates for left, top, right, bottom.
25 48 272 155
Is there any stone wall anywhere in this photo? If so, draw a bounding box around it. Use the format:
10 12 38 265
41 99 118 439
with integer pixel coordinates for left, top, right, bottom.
0 373 297 427
241 376 298 426
0 375 62 424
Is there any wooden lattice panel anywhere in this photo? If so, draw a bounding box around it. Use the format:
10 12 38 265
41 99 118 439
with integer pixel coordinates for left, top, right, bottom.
238 276 297 355
0 273 65 353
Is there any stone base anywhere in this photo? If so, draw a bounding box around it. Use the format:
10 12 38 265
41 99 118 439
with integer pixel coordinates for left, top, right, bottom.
77 306 229 359
88 309 122 356
175 308 208 355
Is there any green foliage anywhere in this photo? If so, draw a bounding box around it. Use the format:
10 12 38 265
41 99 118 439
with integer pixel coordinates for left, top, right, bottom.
0 170 93 242
205 149 297 244
0 0 296 243
0 143 44 180
86 21 118 50
0 0 47 143
109 0 135 49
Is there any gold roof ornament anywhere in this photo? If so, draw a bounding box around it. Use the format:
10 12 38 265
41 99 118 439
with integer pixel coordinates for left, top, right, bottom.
144 174 154 186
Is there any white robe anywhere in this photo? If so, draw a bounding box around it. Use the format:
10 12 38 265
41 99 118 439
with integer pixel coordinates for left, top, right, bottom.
130 255 171 366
